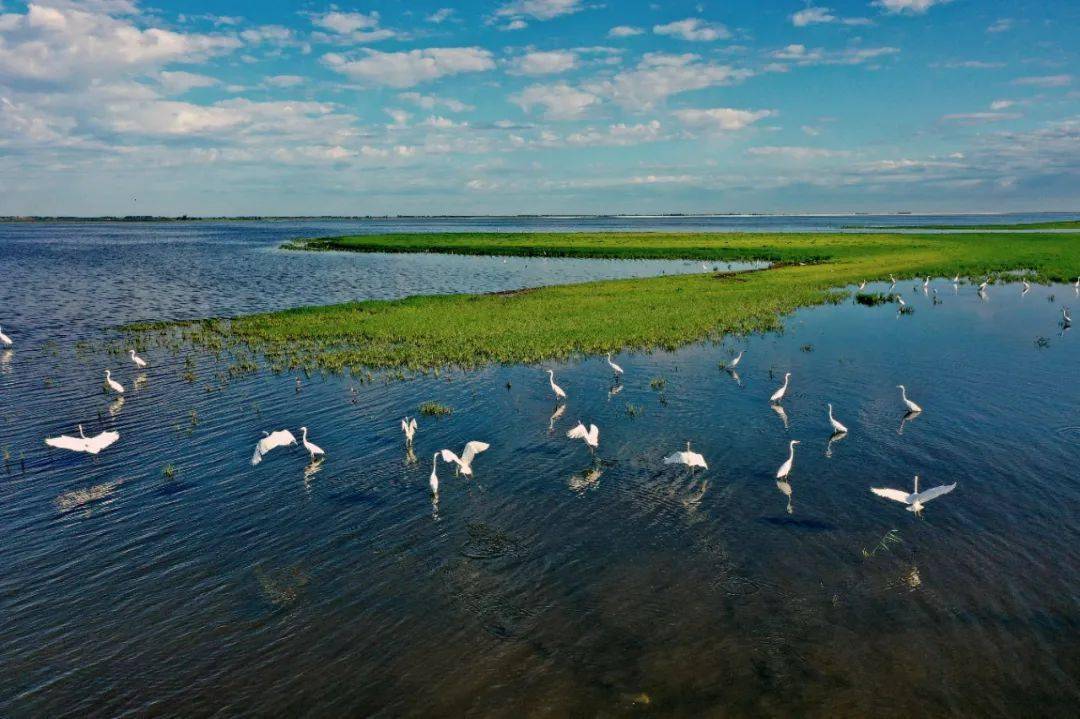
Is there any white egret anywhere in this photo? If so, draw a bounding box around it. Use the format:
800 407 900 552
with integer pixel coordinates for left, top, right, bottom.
1022 279 1031 293
978 280 989 292
889 274 897 285
1074 277 1080 289
606 353 624 377
770 372 791 404
429 453 440 496
300 426 325 462
871 475 956 515
567 421 599 450
251 429 297 466
663 441 708 470
104 369 124 394
923 276 930 289
547 369 567 400
401 416 418 445
776 440 800 480
1063 307 1072 326
727 350 744 370
858 281 867 290
895 295 906 307
440 441 490 477
0 325 11 346
45 424 119 454
897 385 922 413
129 349 147 368
827 404 848 435
953 274 960 284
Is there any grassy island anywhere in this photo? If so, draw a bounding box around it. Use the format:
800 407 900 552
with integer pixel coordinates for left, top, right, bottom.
131 231 1080 372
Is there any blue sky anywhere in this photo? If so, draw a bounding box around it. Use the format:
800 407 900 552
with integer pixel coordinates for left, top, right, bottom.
0 0 1076 215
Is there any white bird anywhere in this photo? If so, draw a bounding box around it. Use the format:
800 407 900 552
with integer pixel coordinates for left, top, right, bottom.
429 453 440 496
0 325 11 346
1022 279 1031 293
300 426 324 461
871 475 956 515
44 424 119 454
663 441 708 470
440 441 490 477
128 349 147 368
858 281 867 290
827 404 848 435
547 369 567 400
1074 277 1080 289
727 350 744 370
923 276 930 288
606 353 624 376
889 274 897 285
978 280 989 292
770 372 791 404
776 440 800 479
567 421 599 450
251 429 297 466
895 294 906 307
401 416 418 444
953 274 960 284
1064 307 1072 326
897 385 922 413
104 369 124 394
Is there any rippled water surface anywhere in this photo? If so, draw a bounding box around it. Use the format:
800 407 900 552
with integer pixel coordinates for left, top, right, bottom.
1 219 1078 716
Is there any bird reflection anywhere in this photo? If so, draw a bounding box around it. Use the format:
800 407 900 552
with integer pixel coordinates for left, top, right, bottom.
568 463 603 493
680 478 709 510
548 403 566 432
107 396 125 417
0 349 12 372
771 403 789 429
775 479 793 514
897 410 920 435
727 369 742 387
607 383 623 401
302 458 323 492
825 430 847 458
133 373 148 390
403 445 418 465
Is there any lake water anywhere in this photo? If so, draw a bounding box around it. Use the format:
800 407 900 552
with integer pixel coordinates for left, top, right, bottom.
1 218 1078 716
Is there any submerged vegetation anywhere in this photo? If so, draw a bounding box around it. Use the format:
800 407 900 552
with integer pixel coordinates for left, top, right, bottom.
127 231 1080 372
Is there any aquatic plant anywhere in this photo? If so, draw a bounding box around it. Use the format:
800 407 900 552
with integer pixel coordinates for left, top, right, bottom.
649 376 667 391
419 401 453 418
162 463 177 479
855 292 896 306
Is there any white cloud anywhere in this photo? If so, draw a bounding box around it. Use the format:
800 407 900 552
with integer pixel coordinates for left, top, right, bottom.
989 99 1014 110
157 70 218 94
608 26 644 38
510 50 577 75
312 11 380 34
986 18 1013 33
586 53 752 111
264 74 304 88
653 18 730 42
747 146 850 160
564 120 664 146
322 48 495 88
398 92 472 112
426 8 455 24
511 82 599 119
873 0 951 15
790 6 872 26
494 0 585 21
673 107 774 133
940 112 1022 125
769 44 899 67
1012 74 1071 88
934 60 1005 69
501 19 528 31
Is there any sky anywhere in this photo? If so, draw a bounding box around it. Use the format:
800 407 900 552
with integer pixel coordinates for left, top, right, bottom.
0 0 1077 215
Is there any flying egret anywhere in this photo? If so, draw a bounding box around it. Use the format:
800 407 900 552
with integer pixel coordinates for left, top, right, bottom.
44 424 119 454
440 441 490 477
300 426 325 462
547 369 567 400
871 475 956 515
401 417 418 445
663 441 708 470
429 453 440 496
827 404 848 435
776 440 800 479
104 370 124 394
567 421 599 450
251 429 297 466
770 372 791 404
0 325 11 346
606 353 624 377
897 385 922 413
727 350 744 370
1064 307 1072 326
129 349 147 368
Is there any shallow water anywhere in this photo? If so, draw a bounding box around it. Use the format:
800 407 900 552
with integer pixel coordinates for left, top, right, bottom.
1 221 1079 716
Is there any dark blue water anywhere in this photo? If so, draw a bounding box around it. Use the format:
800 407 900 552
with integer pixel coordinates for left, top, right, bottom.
1 219 1078 716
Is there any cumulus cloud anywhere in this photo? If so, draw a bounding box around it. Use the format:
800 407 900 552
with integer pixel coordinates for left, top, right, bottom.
397 92 472 112
426 8 455 24
509 50 577 75
322 48 495 87
673 107 773 133
791 6 873 27
768 44 899 67
608 25 644 38
494 0 585 21
264 74 305 88
747 146 850 160
653 18 730 42
310 11 400 43
585 53 752 111
1012 74 1071 87
986 18 1013 33
511 82 600 119
873 0 952 15
157 70 219 94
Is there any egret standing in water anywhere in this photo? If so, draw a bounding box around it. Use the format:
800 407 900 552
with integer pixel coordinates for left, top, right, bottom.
300 427 325 462
858 281 867 290
923 276 930 289
776 440 800 480
440 441 490 477
978 279 989 293
429 453 440 496
251 429 297 466
871 475 956 515
727 350 744 370
1022 279 1031 294
0 325 11 346
547 369 567 401
827 404 848 435
770 372 791 404
895 294 906 307
953 274 960 284
104 370 124 394
606 353 624 378
401 417 418 445
567 421 599 451
1063 307 1072 327
663 441 708 470
897 385 922 413
129 349 147 368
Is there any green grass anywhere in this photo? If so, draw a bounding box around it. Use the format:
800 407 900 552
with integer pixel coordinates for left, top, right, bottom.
845 219 1080 230
129 231 1080 372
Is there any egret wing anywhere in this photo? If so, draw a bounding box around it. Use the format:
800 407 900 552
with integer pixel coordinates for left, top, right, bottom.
440 449 461 466
84 430 119 454
915 483 956 504
566 423 588 440
871 487 913 504
409 418 418 432
461 441 490 465
588 424 600 444
45 435 88 452
663 452 687 465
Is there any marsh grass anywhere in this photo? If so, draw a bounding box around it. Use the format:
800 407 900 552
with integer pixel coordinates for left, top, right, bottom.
419 401 453 418
126 231 1080 372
